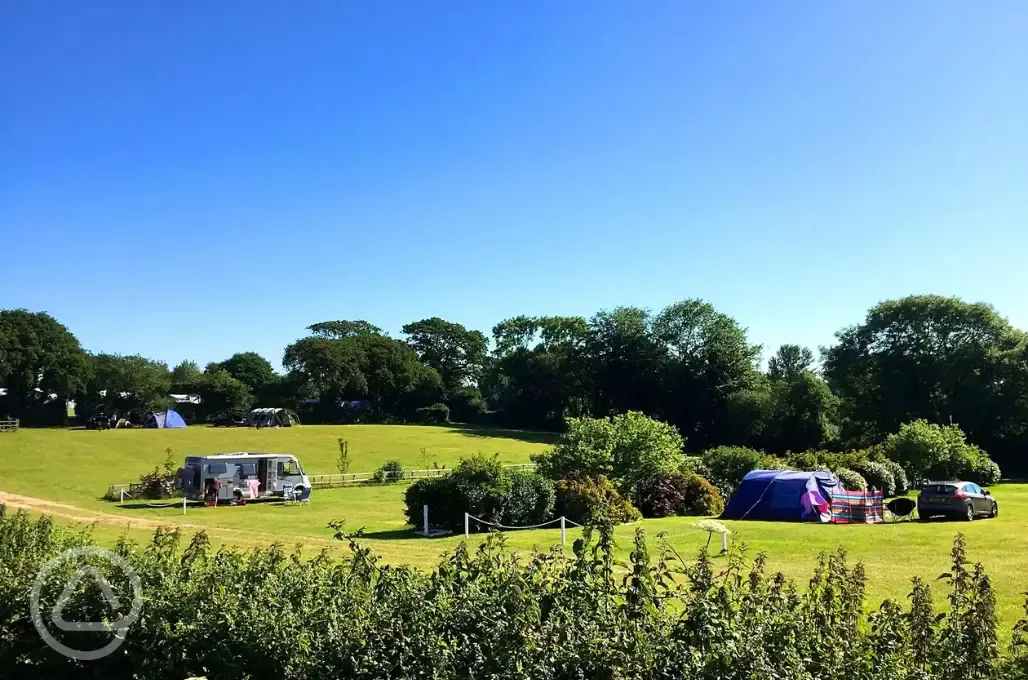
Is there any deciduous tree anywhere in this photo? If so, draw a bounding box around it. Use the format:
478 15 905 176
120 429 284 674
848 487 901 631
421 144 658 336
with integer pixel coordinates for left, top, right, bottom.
0 310 88 423
402 317 487 397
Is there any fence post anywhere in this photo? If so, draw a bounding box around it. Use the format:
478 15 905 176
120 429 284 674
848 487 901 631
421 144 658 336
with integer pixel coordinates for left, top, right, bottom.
120 489 124 506
560 516 566 546
721 532 728 555
464 513 469 539
423 504 429 535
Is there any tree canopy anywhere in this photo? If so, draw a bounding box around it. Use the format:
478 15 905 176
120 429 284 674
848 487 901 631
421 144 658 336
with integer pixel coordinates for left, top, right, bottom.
402 317 487 397
0 310 88 424
5 294 1028 473
208 352 276 394
77 353 172 418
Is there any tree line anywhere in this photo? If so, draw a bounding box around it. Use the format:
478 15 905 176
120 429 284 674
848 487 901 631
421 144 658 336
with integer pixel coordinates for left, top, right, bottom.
2 293 1028 472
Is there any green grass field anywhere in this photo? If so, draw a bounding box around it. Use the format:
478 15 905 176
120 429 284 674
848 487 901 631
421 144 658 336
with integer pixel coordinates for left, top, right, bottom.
2 424 1028 633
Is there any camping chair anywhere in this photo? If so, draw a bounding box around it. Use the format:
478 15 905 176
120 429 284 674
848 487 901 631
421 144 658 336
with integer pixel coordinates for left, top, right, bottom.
886 497 917 522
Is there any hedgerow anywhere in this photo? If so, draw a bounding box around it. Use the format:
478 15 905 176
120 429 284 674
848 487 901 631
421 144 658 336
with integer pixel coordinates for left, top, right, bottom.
3 504 1027 679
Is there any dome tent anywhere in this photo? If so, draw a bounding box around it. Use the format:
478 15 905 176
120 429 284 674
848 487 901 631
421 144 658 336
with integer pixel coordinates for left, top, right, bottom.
247 407 300 428
721 469 884 524
721 470 842 522
143 409 187 428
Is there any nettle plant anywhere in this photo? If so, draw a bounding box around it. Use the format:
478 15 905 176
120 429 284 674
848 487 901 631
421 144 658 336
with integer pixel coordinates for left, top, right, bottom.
0 504 1021 680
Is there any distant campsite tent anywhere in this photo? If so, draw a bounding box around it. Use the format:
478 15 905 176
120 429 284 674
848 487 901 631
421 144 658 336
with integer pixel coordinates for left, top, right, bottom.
721 469 883 524
143 409 187 429
247 407 300 428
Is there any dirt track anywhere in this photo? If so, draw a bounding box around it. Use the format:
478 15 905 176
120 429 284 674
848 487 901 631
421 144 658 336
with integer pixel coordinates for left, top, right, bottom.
0 491 340 548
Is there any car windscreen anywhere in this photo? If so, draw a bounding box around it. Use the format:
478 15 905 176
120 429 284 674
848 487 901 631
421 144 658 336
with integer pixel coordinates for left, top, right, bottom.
922 484 958 494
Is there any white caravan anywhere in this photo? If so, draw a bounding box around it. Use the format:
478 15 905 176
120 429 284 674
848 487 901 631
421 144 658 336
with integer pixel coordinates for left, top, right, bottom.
181 452 312 502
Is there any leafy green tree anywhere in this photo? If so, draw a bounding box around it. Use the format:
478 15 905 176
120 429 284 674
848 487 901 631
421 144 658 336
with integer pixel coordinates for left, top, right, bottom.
652 299 762 449
533 411 685 496
768 344 814 381
195 369 253 421
208 352 276 394
883 419 979 482
0 310 88 423
768 370 839 452
307 320 382 339
824 295 1028 469
170 360 202 385
283 327 442 420
588 307 663 419
484 315 592 429
78 353 172 418
402 317 488 397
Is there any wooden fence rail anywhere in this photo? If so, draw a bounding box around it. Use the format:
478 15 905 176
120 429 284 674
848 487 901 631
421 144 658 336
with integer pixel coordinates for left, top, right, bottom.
104 462 538 498
0 419 19 432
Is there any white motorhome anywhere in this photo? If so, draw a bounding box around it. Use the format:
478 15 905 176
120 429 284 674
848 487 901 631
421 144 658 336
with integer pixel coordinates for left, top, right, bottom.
181 452 311 503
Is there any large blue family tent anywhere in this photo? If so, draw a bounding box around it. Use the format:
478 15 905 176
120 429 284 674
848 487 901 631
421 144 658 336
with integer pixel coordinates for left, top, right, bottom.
721 470 843 522
143 409 187 429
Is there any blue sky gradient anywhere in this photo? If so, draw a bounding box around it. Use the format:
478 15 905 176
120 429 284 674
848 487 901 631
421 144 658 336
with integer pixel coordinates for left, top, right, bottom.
2 2 1026 369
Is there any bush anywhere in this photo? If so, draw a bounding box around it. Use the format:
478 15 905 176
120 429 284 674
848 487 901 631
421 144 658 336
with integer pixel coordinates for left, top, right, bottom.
553 475 641 525
700 446 763 496
834 467 867 491
447 387 487 423
374 460 405 483
415 402 450 425
404 455 555 532
533 412 684 496
882 419 1000 485
679 455 707 476
501 469 555 526
680 474 725 516
966 446 1002 486
853 460 896 496
879 458 910 494
758 454 791 470
0 507 1012 678
637 473 724 518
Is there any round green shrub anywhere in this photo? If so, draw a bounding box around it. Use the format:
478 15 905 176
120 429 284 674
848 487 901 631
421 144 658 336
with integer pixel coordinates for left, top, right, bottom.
879 458 909 494
374 459 405 483
701 446 763 496
404 456 556 532
554 474 641 525
834 467 867 491
415 402 450 425
637 473 724 518
501 469 556 526
679 474 724 516
853 460 896 496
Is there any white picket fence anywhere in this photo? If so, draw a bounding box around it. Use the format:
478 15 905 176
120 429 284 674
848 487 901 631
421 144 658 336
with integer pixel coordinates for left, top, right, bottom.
309 462 536 488
105 462 537 497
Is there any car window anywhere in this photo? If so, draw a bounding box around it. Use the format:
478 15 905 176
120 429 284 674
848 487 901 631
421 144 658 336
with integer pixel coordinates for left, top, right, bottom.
923 484 957 494
278 460 302 476
967 484 981 494
208 462 228 475
238 462 256 477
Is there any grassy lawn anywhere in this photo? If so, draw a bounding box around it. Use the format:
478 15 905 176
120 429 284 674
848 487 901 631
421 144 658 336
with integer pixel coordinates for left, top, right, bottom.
2 424 1028 634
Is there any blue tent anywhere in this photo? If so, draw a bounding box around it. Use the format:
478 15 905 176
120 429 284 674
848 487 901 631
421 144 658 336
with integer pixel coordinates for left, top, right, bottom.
720 469 843 522
143 409 187 428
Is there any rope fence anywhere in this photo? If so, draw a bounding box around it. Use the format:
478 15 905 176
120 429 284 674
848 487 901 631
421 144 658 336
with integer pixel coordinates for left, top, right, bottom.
464 513 584 545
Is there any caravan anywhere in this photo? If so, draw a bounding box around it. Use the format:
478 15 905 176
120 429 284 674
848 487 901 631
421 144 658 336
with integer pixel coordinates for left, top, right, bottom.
179 452 311 504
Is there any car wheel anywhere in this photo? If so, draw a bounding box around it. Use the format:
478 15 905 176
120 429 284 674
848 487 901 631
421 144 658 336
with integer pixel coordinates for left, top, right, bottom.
990 503 998 519
964 503 975 521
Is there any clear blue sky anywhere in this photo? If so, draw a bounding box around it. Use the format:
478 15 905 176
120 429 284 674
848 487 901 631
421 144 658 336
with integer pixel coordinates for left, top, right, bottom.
2 2 1026 370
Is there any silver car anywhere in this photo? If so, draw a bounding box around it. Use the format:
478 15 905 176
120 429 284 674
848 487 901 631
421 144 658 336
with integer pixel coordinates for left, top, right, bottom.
917 481 998 521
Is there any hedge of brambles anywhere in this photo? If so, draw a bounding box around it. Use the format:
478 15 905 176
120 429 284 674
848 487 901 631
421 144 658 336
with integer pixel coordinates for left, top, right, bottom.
6 505 1028 679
